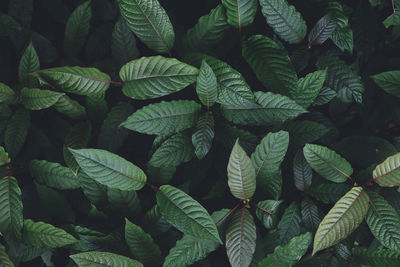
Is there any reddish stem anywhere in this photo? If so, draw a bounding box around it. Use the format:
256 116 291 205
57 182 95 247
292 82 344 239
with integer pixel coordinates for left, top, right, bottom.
216 202 242 227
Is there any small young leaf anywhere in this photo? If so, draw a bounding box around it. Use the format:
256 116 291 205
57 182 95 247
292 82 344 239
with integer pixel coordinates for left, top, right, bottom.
5 109 30 158
53 95 87 119
69 148 147 191
21 88 64 110
0 176 23 239
192 113 214 160
383 12 400 28
228 139 256 200
278 202 302 245
256 200 282 229
18 42 40 87
308 14 337 47
156 185 222 243
330 26 353 53
222 0 258 29
293 151 312 191
0 83 16 103
0 146 10 166
313 187 369 255
70 251 143 267
196 60 218 107
372 152 400 187
371 71 400 98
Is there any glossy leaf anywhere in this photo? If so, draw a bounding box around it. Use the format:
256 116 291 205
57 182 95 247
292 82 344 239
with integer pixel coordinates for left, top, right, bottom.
18 42 40 87
71 251 143 267
371 71 400 98
53 95 87 119
301 198 321 231
372 152 400 187
312 86 337 106
256 200 282 229
278 202 302 245
292 70 327 108
308 14 337 47
78 172 107 207
352 248 400 266
21 88 64 110
5 109 30 158
222 0 258 29
196 60 218 107
0 176 23 239
331 26 353 53
192 113 214 160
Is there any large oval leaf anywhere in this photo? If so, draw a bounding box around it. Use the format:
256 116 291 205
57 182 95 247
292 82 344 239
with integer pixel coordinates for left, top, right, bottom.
21 88 64 110
222 0 258 29
313 187 369 255
120 56 199 99
118 0 174 54
226 207 256 267
228 139 256 200
71 251 143 267
303 144 353 183
69 148 147 191
121 100 201 136
372 152 400 187
156 185 222 244
0 176 23 239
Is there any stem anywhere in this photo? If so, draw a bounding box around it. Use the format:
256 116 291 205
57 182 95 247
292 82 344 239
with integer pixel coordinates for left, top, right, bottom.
251 202 274 215
392 0 396 13
216 202 241 226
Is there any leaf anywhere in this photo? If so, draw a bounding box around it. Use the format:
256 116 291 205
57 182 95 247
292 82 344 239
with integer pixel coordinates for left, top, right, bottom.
0 176 23 239
308 14 337 47
258 232 313 267
0 82 16 103
156 185 222 243
259 0 307 44
371 71 400 98
18 42 40 87
78 172 107 207
196 60 218 107
118 0 174 54
312 86 337 106
70 251 143 267
122 100 201 136
278 202 302 245
242 35 298 96
222 91 306 126
371 153 399 187
330 26 353 53
227 139 256 200
108 188 141 218
119 56 199 99
98 102 133 152
216 124 260 155
383 12 400 28
0 243 14 267
5 109 30 158
63 0 91 56
225 207 256 267
69 148 147 191
251 131 289 192
111 17 139 65
192 113 214 160
183 5 230 53
256 200 282 229
313 187 370 255
292 70 327 108
22 219 78 248
53 95 87 119
34 66 111 96
366 191 400 251
0 146 10 166
303 144 353 183
29 160 80 190
301 198 321 231
352 248 400 266
307 183 352 204
21 88 64 110
281 120 329 147
125 219 162 265
293 150 312 191
221 0 258 29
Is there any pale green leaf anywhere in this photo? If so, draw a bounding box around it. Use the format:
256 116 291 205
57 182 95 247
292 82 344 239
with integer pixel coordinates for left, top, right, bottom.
71 251 143 267
53 95 87 119
156 185 222 243
112 17 139 66
22 219 77 248
18 42 40 87
196 60 218 107
303 144 353 183
308 14 337 47
0 82 16 103
258 232 312 267
222 0 258 29
0 146 10 166
312 87 337 106
371 71 400 98
0 176 23 239
69 148 147 191
192 113 214 160
372 152 400 187
21 88 64 110
120 56 199 99
313 187 370 255
5 109 30 158
256 200 282 229
118 0 174 54
306 183 352 204
228 139 256 200
292 70 327 108
293 151 312 191
122 100 201 136
225 207 256 267
278 202 302 245
259 0 307 44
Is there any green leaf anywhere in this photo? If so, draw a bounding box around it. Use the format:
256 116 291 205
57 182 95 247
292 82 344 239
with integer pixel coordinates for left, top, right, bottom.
301 198 321 231
78 172 107 207
371 71 400 98
307 183 352 204
196 60 218 107
183 5 230 53
366 191 400 251
120 56 199 99
192 113 214 160
98 102 133 152
34 66 111 96
118 0 174 54
256 200 282 229
330 26 353 53
293 150 312 191
222 91 306 126
156 185 222 243
108 188 141 218
29 160 80 190
303 144 353 183
313 187 370 255
308 14 337 47
0 176 23 239
5 109 30 158
18 42 40 87
53 95 87 119
278 202 302 245
292 70 327 108
0 146 10 166
372 152 400 187
221 0 258 29
69 148 147 191
0 82 16 103
0 243 13 266
0 13 20 37
225 207 256 267
22 219 77 248
383 12 400 28
125 219 161 265
252 131 289 192
70 251 143 267
21 88 64 110
228 139 256 200
312 86 337 106
258 232 312 267
122 100 201 136
242 35 298 96
63 1 91 56
111 17 139 66
259 0 307 44
149 131 194 167
352 248 400 266
281 120 329 147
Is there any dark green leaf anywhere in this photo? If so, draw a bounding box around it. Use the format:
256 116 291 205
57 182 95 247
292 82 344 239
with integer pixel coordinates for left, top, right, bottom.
0 176 23 239
5 109 30 158
21 88 64 110
71 251 143 267
278 202 302 245
222 0 258 29
192 113 214 160
196 60 218 107
18 42 40 87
